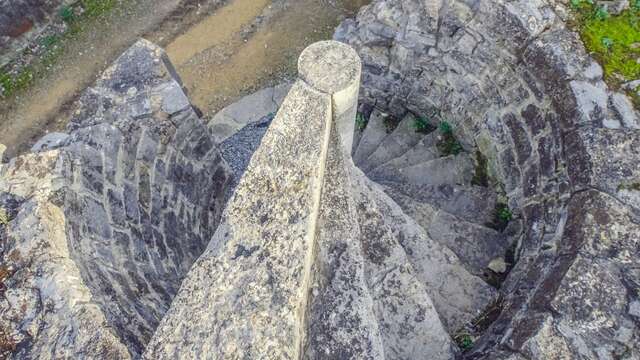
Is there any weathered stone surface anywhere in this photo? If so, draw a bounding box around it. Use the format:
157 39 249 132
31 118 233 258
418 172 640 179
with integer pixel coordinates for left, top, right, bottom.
0 39 230 358
367 131 439 178
208 82 292 143
307 129 455 360
360 113 424 172
336 0 640 357
144 80 333 359
30 132 69 152
354 109 390 164
0 151 131 359
145 40 464 359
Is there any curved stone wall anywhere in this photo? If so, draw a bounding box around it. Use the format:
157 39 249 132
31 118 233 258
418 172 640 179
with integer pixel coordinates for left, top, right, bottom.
0 39 230 358
336 0 640 358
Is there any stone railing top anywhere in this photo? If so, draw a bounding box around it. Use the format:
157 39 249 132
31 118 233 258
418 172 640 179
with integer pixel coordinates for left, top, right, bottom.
144 40 363 359
298 40 361 95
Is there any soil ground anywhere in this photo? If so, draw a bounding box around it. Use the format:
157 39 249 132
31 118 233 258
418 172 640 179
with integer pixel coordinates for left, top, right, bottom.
0 0 368 158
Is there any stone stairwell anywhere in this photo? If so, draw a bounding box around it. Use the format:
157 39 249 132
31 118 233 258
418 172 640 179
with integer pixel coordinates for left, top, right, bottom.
2 0 639 356
352 110 514 284
144 40 512 359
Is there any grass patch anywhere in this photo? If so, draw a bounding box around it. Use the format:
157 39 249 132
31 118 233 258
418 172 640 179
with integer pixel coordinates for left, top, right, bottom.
471 150 489 187
0 0 120 99
436 121 463 156
571 0 640 84
81 0 118 18
355 112 368 131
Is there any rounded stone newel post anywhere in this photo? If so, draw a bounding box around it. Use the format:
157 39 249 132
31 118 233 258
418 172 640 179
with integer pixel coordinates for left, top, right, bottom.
298 40 362 156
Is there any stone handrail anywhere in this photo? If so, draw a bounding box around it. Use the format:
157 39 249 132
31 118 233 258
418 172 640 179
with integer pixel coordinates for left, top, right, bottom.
144 40 362 359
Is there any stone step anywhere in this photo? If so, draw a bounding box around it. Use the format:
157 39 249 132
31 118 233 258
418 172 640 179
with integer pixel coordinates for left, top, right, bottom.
207 82 291 143
370 153 475 187
382 187 511 279
367 131 439 180
378 181 497 226
359 173 497 333
353 109 390 165
307 128 457 358
360 113 425 172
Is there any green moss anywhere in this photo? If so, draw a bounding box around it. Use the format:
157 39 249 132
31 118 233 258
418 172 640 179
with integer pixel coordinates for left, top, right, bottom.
413 115 436 134
437 121 463 156
572 0 640 84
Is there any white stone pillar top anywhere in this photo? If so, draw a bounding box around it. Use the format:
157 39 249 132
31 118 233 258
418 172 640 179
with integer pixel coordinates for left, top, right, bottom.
298 40 361 95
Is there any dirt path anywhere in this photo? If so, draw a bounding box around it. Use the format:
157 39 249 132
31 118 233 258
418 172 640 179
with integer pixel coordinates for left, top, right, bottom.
0 0 368 158
162 0 368 116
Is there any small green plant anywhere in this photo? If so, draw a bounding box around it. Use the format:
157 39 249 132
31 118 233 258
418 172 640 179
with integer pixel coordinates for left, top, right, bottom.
595 6 609 20
497 204 512 222
413 116 436 134
454 332 474 351
601 36 614 50
437 121 463 156
0 208 9 226
59 5 75 23
486 202 512 232
355 112 368 131
41 35 60 49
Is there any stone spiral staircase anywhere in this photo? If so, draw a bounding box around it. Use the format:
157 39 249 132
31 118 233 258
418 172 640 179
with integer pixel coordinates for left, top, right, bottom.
352 110 513 288
2 0 639 357
139 43 516 359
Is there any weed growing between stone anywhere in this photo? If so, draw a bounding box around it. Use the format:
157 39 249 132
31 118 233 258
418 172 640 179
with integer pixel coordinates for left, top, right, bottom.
0 0 120 99
436 121 463 156
413 115 437 134
355 112 368 130
486 202 512 231
571 0 640 106
453 331 474 352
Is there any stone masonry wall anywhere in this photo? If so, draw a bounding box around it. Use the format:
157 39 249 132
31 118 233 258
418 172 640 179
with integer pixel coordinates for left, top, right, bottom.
0 39 230 358
336 0 640 358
